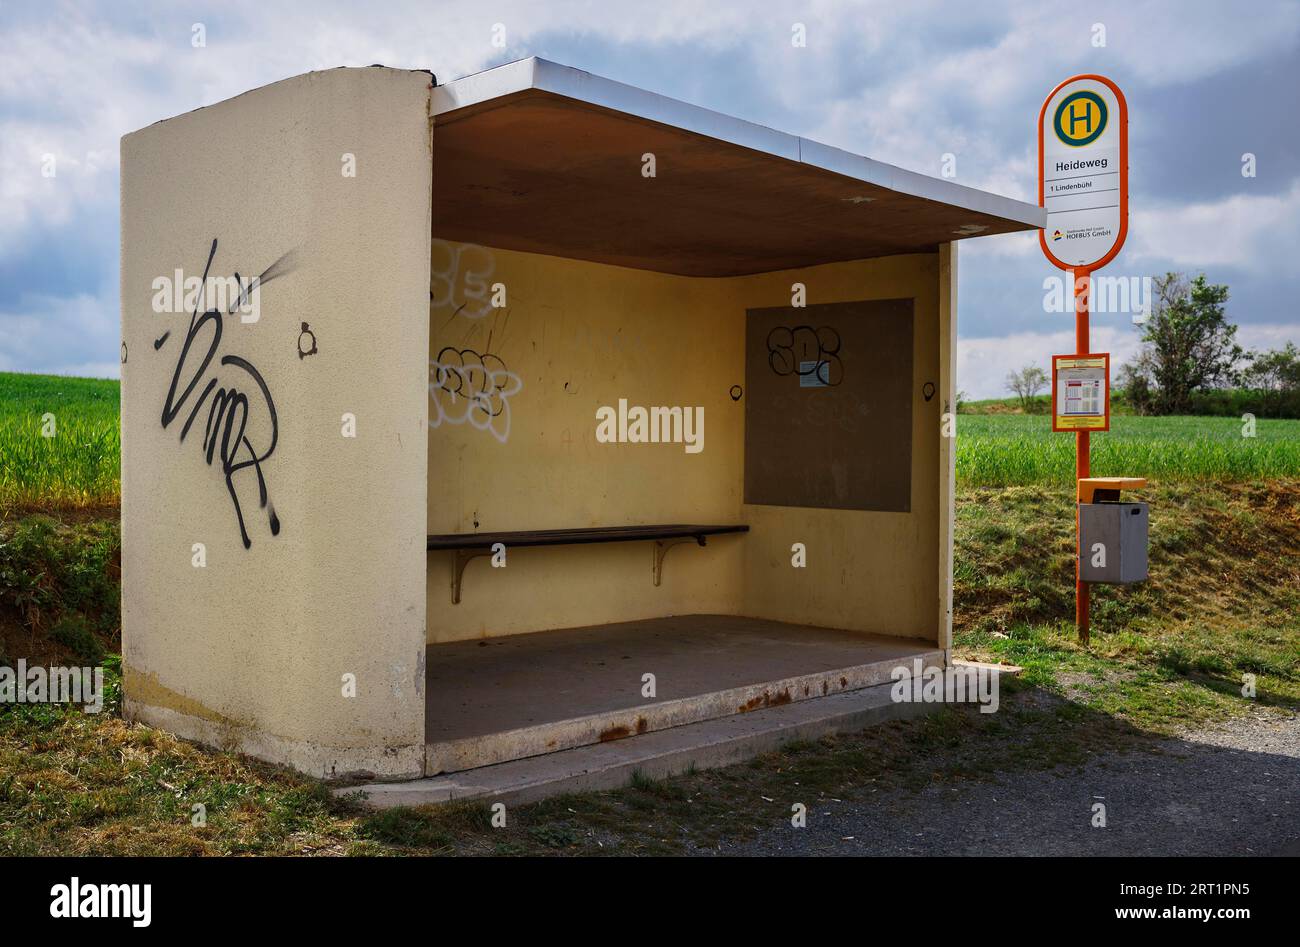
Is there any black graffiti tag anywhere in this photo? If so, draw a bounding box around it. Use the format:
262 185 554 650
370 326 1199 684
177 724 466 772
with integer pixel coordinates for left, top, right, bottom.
155 238 295 549
428 346 522 443
766 325 844 387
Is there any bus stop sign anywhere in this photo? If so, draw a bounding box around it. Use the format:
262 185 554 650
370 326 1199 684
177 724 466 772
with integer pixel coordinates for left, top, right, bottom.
1038 74 1129 271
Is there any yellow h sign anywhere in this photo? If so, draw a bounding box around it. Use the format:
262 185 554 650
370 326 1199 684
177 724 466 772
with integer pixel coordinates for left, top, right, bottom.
1054 91 1107 147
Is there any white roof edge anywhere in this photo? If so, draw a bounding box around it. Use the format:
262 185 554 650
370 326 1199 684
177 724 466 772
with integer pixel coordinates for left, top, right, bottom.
430 57 1046 231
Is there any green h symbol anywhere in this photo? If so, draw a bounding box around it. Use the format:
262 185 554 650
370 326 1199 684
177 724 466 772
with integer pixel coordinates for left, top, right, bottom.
1068 100 1092 136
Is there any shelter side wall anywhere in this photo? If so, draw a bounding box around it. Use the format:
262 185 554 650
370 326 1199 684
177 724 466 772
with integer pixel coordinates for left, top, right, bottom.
120 68 432 777
734 253 943 642
425 245 745 642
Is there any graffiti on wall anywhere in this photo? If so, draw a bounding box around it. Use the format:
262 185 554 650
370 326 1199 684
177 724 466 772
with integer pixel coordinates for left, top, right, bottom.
428 346 522 444
431 240 497 322
154 238 296 549
766 325 844 387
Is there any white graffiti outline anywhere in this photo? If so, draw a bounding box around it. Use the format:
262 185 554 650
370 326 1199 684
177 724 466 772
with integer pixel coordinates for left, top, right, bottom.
428 347 522 444
431 241 496 321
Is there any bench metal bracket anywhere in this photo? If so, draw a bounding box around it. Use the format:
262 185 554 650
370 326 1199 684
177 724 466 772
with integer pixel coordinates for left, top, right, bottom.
451 548 492 605
652 536 705 587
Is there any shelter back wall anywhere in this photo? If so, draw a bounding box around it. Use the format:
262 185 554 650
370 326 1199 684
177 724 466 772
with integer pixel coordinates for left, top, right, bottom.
735 256 941 641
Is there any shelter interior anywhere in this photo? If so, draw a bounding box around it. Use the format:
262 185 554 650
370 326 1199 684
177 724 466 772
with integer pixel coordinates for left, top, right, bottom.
418 77 1010 773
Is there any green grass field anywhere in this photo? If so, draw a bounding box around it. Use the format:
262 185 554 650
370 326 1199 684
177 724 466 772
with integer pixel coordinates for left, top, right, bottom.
0 373 119 509
956 413 1300 486
3 372 1299 505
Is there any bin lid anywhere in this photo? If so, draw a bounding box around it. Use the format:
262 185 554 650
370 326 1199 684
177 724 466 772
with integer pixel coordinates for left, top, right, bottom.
1078 477 1147 503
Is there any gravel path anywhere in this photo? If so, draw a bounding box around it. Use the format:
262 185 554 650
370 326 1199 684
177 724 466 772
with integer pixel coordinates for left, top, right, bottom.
716 709 1300 856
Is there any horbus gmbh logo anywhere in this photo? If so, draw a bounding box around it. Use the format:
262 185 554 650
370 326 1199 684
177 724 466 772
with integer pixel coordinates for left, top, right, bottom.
1053 90 1107 147
1052 229 1064 242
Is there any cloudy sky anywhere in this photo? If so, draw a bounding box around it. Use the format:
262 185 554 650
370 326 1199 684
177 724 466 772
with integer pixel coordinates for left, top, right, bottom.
2 0 1297 397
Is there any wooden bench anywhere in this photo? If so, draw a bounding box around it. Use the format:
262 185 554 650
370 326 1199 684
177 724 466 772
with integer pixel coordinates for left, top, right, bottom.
427 524 749 604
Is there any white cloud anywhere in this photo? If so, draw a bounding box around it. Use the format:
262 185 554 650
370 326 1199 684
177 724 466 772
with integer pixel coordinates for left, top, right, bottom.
795 1 1299 200
959 324 1144 400
0 288 120 378
5 0 1297 258
1128 181 1300 273
1 0 1297 377
1104 1 1300 86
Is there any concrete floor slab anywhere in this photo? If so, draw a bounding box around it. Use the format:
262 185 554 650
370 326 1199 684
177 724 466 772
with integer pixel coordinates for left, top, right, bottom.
351 680 937 809
425 614 939 773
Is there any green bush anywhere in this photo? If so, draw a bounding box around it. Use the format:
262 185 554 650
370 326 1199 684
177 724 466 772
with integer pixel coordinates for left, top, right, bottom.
50 613 104 663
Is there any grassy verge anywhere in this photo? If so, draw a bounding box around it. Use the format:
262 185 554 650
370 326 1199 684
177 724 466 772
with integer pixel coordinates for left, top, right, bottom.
953 479 1299 733
1 480 1295 855
0 514 120 669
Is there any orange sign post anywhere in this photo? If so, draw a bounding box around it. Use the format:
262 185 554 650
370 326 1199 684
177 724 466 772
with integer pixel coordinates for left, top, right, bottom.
1038 74 1129 644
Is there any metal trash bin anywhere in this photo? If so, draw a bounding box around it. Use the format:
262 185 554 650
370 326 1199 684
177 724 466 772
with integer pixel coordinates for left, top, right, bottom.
1079 501 1148 584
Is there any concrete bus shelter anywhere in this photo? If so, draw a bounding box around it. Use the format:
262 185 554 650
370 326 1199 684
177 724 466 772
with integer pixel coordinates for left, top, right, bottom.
119 59 1044 791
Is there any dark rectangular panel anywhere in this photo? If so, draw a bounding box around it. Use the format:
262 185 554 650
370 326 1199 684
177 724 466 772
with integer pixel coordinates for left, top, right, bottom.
744 299 913 512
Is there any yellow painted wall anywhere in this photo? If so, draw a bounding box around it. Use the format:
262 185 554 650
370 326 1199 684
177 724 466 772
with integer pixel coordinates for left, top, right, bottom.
121 68 433 778
426 243 746 640
426 244 945 645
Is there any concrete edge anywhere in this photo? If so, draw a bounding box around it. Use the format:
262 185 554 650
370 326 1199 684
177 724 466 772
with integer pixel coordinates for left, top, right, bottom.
425 649 945 774
355 682 938 809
